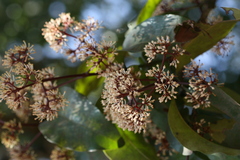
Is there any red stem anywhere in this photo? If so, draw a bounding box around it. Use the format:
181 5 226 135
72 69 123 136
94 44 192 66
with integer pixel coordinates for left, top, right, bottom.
23 132 42 152
17 72 98 91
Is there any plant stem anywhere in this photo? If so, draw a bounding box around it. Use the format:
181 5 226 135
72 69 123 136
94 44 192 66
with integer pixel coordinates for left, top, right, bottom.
60 30 78 39
23 132 42 152
17 72 98 91
178 82 189 85
138 83 155 92
139 78 156 82
42 72 98 82
0 120 4 125
45 72 98 90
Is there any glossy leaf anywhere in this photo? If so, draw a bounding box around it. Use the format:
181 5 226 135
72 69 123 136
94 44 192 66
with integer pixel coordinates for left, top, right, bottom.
123 14 187 52
39 87 120 152
168 99 240 155
136 0 162 24
104 128 159 160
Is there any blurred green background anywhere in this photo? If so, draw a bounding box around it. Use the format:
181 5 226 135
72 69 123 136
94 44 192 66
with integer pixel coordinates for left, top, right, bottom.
0 0 145 68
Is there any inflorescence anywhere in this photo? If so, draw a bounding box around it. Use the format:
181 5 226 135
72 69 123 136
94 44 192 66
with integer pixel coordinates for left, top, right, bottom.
0 12 228 158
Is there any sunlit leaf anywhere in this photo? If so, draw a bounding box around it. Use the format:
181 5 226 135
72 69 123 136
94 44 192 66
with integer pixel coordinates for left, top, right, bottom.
75 60 104 104
123 14 187 52
39 87 120 152
136 0 162 24
168 99 240 155
104 128 159 160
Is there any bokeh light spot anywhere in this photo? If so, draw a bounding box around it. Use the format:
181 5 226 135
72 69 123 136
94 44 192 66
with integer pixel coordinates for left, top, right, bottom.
24 1 42 17
102 30 118 42
6 3 22 20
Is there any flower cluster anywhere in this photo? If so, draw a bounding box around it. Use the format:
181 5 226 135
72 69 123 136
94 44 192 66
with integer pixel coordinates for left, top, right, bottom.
8 143 36 160
42 13 118 74
1 119 23 148
86 40 118 74
0 42 35 111
144 36 171 63
183 59 218 108
144 36 185 68
50 146 75 160
102 64 154 133
152 0 178 16
42 13 99 58
207 9 223 25
192 118 211 135
0 42 67 122
31 67 68 122
42 13 99 54
0 6 233 159
146 65 179 103
212 35 235 56
144 122 177 159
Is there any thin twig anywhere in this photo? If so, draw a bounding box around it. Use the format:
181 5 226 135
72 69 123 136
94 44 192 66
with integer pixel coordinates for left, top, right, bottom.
23 132 42 152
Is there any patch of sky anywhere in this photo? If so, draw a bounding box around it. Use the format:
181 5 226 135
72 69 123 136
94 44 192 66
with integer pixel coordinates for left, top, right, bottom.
194 0 240 83
48 1 66 18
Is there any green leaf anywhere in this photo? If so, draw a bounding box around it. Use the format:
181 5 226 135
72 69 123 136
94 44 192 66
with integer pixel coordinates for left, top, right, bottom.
193 151 211 160
210 119 235 143
39 87 120 152
123 14 187 52
151 106 185 153
136 0 162 24
177 20 237 73
210 87 240 148
208 153 240 160
222 7 240 19
210 86 240 120
74 150 109 160
75 60 104 104
168 151 211 160
220 86 240 104
150 108 168 131
168 99 240 155
104 128 159 160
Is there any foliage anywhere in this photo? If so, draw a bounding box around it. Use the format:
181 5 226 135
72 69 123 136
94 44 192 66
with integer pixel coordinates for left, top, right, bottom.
1 0 240 160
